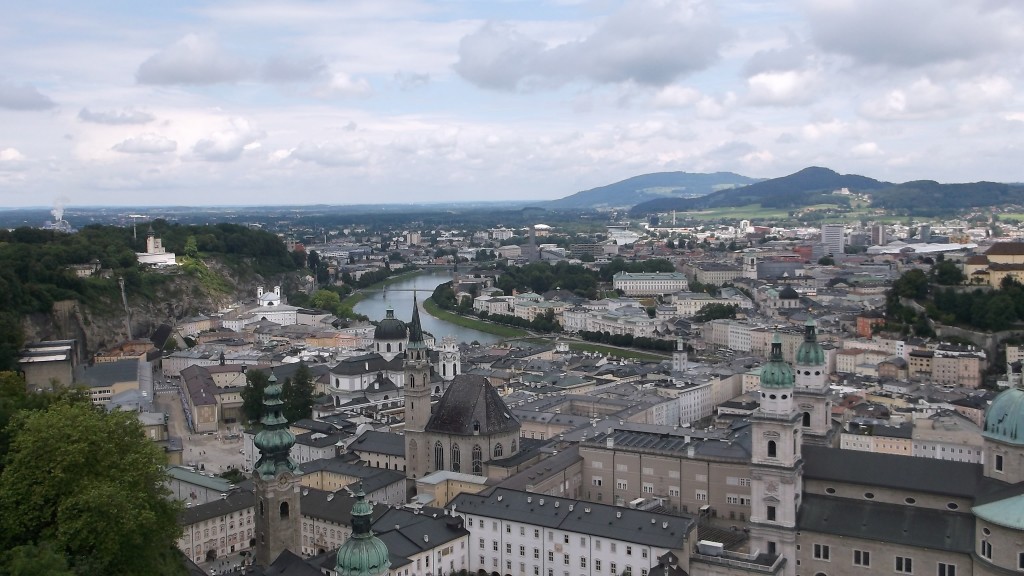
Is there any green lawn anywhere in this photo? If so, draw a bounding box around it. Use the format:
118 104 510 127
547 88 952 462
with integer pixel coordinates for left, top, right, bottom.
422 297 529 338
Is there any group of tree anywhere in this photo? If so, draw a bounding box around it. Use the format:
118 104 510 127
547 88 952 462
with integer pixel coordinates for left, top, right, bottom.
492 261 599 298
577 331 675 352
485 309 562 333
0 372 184 575
240 362 316 424
596 258 676 282
692 303 739 323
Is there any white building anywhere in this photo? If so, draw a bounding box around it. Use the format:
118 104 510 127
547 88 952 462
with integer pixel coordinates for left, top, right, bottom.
821 224 845 258
136 229 177 267
613 272 689 296
451 487 694 576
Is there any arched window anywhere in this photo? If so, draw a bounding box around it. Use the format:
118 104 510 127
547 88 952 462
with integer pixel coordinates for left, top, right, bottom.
434 441 444 470
510 440 517 453
259 499 265 517
802 412 811 427
472 445 482 474
408 374 415 386
767 440 777 458
494 443 503 458
280 502 289 519
442 364 447 377
451 444 461 472
398 343 402 351
387 343 392 353
473 420 480 433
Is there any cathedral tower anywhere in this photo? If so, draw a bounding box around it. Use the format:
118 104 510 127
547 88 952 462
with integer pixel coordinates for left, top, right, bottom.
749 334 801 576
253 371 301 567
404 296 432 479
793 319 834 446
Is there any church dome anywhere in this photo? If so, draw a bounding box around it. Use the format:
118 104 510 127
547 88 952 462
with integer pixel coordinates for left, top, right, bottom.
984 386 1024 446
336 487 391 576
760 334 794 389
795 318 825 366
373 308 406 341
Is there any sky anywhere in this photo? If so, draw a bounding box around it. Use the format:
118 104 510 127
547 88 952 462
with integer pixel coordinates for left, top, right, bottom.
1 0 1023 208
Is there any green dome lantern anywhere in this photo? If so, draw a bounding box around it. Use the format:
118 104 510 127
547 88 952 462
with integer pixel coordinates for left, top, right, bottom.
335 485 391 576
760 333 794 390
253 370 299 480
795 318 825 366
984 386 1024 446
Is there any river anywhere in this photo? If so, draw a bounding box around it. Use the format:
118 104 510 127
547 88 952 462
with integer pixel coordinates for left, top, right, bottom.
352 271 504 345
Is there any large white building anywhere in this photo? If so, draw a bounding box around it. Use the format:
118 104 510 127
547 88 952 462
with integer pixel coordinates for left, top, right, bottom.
451 487 696 576
821 224 846 258
613 272 689 296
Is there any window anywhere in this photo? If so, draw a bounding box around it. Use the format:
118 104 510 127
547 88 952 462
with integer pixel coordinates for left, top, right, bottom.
767 506 776 521
494 443 503 458
853 550 870 567
434 441 444 470
506 525 511 533
995 454 1004 472
520 527 525 536
564 554 570 565
451 443 461 472
617 480 628 490
534 548 539 559
610 563 617 574
493 540 498 551
1018 551 1024 570
593 477 603 487
534 529 540 538
548 552 553 562
768 440 777 458
520 545 525 556
472 445 482 475
596 560 602 571
563 534 569 544
581 557 587 568
980 540 992 560
813 544 830 560
896 556 913 574
627 546 632 556
937 562 956 576
506 543 511 554
478 538 484 549
643 483 654 494
279 502 289 519
803 411 811 427
696 490 708 501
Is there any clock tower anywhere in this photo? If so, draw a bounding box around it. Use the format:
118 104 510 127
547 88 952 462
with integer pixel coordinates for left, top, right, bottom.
252 370 301 567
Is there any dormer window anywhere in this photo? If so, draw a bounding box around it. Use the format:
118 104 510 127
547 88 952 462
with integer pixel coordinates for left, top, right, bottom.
473 420 481 432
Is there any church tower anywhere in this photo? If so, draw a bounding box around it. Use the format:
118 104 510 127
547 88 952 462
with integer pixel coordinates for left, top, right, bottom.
253 371 301 567
404 296 432 479
672 336 688 373
749 334 801 576
743 252 758 279
439 335 460 386
335 484 390 576
793 318 834 446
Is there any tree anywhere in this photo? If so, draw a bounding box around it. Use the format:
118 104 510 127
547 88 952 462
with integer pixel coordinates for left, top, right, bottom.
817 256 835 266
311 289 342 314
183 236 198 259
693 303 739 322
0 542 74 576
0 402 183 576
281 362 315 423
931 260 965 285
241 369 269 424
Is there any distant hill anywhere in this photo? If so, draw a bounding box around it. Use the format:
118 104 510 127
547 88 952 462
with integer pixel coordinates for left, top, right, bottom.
870 180 1024 215
544 171 762 209
630 167 888 214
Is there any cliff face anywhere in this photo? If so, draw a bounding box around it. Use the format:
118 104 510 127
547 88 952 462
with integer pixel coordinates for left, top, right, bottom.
21 259 302 358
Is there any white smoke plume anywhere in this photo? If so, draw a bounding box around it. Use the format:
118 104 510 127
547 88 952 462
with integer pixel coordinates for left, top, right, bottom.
51 196 69 222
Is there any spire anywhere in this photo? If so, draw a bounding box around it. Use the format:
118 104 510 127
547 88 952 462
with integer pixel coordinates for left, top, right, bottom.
253 370 299 479
408 292 425 347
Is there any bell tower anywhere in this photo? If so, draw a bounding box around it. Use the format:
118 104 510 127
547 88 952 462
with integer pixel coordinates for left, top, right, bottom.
793 319 833 445
749 334 801 576
404 296 432 479
253 370 301 566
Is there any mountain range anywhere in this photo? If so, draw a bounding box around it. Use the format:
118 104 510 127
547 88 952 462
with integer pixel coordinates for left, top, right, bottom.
544 166 1024 217
543 171 762 209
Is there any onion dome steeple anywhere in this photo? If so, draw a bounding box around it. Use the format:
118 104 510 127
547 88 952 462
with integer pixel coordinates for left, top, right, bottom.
760 333 794 390
335 484 391 576
253 371 299 479
795 318 825 366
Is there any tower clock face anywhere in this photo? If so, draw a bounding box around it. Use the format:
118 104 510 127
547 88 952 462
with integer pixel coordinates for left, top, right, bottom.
278 473 291 487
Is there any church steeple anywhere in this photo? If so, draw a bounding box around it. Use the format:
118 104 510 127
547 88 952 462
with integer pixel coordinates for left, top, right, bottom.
253 371 299 480
253 370 301 567
335 484 390 576
408 293 425 347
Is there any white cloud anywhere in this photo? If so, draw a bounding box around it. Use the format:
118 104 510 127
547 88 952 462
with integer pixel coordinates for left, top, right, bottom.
746 69 820 106
454 0 730 90
261 55 327 83
137 34 249 85
850 142 882 157
803 0 1022 68
652 86 702 108
286 140 370 167
315 72 372 97
0 147 26 162
859 78 952 120
112 133 177 154
79 108 155 125
192 118 265 162
0 79 56 110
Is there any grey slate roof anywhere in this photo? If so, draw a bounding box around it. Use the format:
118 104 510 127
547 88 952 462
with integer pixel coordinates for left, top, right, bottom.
802 445 982 498
798 493 975 553
179 490 254 524
330 352 403 376
450 487 694 549
425 373 520 436
351 430 406 457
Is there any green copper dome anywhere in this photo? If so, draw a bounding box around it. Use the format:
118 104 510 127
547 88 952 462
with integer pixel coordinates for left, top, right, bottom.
336 486 390 576
373 307 407 341
983 385 1024 446
795 318 825 366
760 334 794 389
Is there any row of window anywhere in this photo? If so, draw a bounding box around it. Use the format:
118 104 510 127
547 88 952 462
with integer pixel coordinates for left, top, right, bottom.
481 557 645 576
811 544 960 575
431 441 515 473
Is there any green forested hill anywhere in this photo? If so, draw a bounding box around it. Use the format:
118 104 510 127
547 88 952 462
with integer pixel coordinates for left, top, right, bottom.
0 223 300 370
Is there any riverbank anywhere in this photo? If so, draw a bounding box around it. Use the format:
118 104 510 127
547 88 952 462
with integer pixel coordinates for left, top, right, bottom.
422 297 529 339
